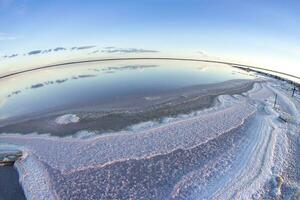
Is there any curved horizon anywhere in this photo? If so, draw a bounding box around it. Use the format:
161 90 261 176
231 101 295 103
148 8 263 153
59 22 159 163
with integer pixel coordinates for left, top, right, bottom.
1 57 299 83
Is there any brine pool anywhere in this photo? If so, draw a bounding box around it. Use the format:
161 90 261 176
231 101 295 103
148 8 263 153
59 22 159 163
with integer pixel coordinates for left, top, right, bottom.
0 60 254 121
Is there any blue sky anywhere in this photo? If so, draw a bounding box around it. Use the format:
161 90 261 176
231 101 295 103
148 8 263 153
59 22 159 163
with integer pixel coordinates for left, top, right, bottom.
0 0 300 71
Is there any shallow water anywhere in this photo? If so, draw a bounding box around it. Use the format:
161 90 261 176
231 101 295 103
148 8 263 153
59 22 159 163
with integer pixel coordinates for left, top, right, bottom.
0 166 26 200
0 60 253 121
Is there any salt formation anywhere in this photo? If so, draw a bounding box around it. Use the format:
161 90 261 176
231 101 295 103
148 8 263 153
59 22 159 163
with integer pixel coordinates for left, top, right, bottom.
0 80 299 199
55 114 80 125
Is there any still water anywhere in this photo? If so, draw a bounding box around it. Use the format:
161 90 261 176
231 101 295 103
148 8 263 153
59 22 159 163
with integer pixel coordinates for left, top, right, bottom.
0 60 253 121
0 166 26 200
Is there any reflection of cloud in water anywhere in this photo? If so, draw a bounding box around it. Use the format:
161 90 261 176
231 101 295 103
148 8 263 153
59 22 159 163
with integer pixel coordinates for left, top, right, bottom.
55 79 68 83
104 71 115 74
5 74 98 99
101 47 159 53
197 67 207 72
4 64 157 101
7 90 21 97
71 74 97 79
101 65 157 72
31 83 44 89
0 97 7 107
5 65 156 99
77 75 97 78
88 65 157 74
29 76 93 89
89 68 100 72
28 78 68 90
44 81 54 85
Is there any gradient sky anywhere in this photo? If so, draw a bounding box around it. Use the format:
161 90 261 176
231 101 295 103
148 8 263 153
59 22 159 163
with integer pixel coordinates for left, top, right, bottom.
0 0 300 75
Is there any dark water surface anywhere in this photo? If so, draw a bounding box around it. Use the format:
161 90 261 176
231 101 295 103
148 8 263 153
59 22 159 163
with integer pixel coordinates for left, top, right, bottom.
0 166 25 200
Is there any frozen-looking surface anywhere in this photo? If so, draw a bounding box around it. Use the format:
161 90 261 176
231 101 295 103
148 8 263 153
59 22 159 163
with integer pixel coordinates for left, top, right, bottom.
0 80 300 199
55 114 80 125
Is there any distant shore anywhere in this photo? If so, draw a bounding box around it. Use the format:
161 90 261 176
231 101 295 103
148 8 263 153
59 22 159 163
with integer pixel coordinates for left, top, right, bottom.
1 57 299 80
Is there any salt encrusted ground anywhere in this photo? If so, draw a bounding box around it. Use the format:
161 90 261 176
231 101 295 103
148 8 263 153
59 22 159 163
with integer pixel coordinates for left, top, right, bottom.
54 114 80 125
0 79 299 200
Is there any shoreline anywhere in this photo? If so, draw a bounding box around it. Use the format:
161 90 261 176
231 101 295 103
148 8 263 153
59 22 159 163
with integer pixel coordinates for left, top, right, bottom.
0 79 257 136
0 79 299 199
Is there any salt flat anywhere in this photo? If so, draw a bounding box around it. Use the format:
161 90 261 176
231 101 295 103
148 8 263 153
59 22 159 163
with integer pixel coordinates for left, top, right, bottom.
0 78 299 199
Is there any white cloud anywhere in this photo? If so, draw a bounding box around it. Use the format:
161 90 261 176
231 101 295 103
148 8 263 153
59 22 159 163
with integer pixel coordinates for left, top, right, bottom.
0 32 19 41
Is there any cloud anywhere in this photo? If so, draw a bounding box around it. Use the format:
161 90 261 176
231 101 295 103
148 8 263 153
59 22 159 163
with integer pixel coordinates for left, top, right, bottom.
71 46 96 50
0 32 19 41
54 47 67 52
197 50 208 57
101 47 159 54
76 45 96 50
28 50 42 55
8 53 18 58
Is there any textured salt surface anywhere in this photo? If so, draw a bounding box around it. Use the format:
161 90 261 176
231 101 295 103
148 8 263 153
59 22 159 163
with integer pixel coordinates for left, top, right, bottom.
0 80 299 199
55 114 80 125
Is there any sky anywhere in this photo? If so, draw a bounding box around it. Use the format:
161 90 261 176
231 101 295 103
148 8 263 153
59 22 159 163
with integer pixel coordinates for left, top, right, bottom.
0 0 300 77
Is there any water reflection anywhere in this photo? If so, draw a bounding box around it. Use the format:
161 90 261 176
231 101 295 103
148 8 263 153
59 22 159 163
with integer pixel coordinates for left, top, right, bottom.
0 60 253 120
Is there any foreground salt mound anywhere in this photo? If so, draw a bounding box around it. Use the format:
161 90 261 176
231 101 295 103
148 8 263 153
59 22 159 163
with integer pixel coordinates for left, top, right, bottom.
1 81 299 199
55 114 80 125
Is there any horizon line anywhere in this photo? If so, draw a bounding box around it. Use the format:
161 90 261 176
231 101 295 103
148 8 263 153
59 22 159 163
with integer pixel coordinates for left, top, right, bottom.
0 57 299 81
